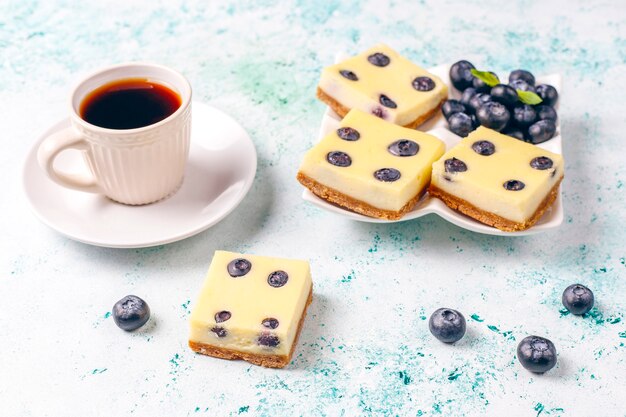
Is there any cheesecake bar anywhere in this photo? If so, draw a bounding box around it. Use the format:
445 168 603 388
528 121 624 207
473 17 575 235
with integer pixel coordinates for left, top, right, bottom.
429 126 564 231
317 44 448 128
298 109 446 220
189 250 313 368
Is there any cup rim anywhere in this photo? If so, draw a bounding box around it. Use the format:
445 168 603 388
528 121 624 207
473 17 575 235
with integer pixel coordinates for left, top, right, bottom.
69 62 192 135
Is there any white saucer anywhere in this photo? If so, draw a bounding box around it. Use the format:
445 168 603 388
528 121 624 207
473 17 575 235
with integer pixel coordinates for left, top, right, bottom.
303 58 563 236
23 102 257 248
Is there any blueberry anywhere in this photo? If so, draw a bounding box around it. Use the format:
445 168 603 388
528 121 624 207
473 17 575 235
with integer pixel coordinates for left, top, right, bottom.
441 100 466 120
510 79 536 94
326 151 352 167
257 333 280 347
503 128 525 141
112 295 150 331
472 140 496 156
509 69 536 86
214 310 231 323
536 84 558 107
379 94 397 109
503 180 525 191
562 284 594 315
262 318 280 329
339 69 358 81
374 168 401 182
444 157 468 173
412 76 436 92
268 270 289 288
470 114 480 129
227 258 252 277
449 60 475 91
429 308 466 343
476 102 510 131
368 52 390 67
337 127 360 141
388 139 419 157
512 104 537 128
490 84 519 108
447 112 474 137
527 120 557 144
460 87 477 107
472 71 497 93
530 156 554 170
371 107 386 119
467 93 492 115
211 326 227 338
517 335 557 373
535 105 558 123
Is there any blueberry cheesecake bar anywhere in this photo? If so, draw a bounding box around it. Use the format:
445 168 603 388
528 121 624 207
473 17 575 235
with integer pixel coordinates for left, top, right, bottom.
317 44 448 128
429 126 564 231
298 109 445 220
189 251 313 368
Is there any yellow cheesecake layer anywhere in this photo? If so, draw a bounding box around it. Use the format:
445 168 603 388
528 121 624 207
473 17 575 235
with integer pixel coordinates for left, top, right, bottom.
189 250 312 358
431 126 564 224
299 109 445 213
318 44 448 126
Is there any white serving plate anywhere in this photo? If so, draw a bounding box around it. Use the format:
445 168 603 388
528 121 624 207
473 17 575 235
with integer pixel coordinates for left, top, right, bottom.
302 57 563 236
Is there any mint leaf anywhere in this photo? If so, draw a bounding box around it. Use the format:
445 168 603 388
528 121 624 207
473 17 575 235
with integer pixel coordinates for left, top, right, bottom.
470 69 500 87
517 90 543 105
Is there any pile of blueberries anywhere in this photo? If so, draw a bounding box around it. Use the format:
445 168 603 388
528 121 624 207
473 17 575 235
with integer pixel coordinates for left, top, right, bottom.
429 283 594 374
443 60 559 144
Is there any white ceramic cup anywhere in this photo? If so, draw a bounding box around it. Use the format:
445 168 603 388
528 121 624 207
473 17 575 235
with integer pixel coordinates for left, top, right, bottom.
37 63 192 205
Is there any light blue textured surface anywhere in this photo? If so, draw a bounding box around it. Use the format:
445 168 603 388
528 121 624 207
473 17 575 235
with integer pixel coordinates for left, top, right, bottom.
1 1 625 416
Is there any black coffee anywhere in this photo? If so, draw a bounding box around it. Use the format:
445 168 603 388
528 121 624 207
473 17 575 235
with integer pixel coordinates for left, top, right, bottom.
80 78 181 129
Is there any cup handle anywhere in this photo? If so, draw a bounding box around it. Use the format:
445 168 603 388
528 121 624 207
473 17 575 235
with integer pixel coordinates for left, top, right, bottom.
37 127 101 193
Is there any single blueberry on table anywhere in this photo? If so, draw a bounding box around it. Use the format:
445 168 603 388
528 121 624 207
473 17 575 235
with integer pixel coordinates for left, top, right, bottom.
536 84 559 107
510 79 536 94
468 93 492 115
472 140 496 156
374 168 401 182
444 157 468 173
337 127 360 141
530 156 554 170
449 60 475 91
326 151 352 167
509 69 536 86
211 326 227 338
429 308 466 343
442 100 466 120
490 84 519 108
268 270 289 288
460 87 477 107
512 104 537 128
112 295 150 331
214 310 231 323
262 318 280 329
562 284 594 315
379 94 397 109
517 335 557 373
227 258 251 277
472 71 497 93
339 69 358 81
412 76 436 91
368 52 390 67
535 105 558 123
527 120 557 144
257 333 280 347
447 112 474 137
503 180 525 191
388 139 419 157
476 101 510 131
